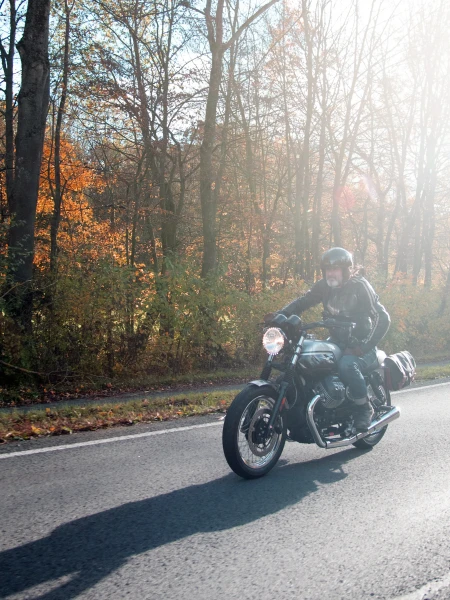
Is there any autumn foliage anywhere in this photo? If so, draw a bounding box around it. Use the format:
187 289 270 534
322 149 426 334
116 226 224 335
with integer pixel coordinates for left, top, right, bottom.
1 0 450 396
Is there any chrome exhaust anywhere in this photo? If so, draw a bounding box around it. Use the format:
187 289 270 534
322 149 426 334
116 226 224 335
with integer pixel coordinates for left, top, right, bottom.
306 394 400 449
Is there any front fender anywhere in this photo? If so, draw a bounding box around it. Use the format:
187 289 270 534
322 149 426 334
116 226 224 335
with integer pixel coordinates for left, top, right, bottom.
248 379 280 393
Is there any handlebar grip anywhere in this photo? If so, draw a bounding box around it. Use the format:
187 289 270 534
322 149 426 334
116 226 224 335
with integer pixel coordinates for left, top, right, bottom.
322 319 356 329
301 319 356 331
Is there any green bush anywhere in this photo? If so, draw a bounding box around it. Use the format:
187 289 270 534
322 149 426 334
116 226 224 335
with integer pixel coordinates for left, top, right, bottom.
380 279 450 358
1 258 449 389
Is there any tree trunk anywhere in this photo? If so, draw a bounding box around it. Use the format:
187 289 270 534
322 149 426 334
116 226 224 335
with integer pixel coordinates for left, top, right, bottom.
438 266 450 315
423 155 437 288
50 0 71 275
0 0 18 209
300 0 314 278
311 62 327 277
199 0 279 278
200 45 223 278
5 0 51 330
158 0 179 276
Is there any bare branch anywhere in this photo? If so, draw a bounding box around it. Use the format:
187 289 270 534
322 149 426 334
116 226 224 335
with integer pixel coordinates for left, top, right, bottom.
223 0 279 52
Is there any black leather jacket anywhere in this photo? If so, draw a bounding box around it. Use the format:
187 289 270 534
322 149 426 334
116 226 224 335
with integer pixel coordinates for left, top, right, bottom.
279 275 390 351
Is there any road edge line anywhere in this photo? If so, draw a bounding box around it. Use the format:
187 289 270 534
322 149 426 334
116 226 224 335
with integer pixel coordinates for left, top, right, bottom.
0 421 222 459
1 381 449 460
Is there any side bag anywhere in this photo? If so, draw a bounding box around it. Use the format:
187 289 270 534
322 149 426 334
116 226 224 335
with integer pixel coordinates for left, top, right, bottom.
384 351 416 391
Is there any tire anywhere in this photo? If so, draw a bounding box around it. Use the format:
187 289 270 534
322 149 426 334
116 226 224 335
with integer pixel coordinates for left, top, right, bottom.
222 384 287 479
352 379 391 449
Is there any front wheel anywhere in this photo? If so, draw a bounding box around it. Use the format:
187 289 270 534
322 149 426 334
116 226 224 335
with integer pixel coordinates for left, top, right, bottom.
352 378 391 449
222 385 287 479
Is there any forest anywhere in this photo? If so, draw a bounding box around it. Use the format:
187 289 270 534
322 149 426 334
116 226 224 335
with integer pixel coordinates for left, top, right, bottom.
1 0 450 391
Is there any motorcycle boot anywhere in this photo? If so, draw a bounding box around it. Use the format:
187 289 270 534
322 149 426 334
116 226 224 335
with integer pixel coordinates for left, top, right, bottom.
352 396 374 432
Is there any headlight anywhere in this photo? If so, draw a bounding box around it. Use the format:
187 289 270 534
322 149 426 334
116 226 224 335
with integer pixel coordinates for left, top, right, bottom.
262 327 285 355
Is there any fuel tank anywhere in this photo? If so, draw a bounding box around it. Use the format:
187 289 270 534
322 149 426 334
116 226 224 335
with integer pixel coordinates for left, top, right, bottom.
297 339 342 372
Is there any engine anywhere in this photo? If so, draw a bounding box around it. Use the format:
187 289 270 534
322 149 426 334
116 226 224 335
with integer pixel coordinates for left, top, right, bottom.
315 375 346 409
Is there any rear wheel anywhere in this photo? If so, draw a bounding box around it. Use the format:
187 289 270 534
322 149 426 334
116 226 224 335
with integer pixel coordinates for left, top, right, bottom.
352 378 391 449
222 385 287 479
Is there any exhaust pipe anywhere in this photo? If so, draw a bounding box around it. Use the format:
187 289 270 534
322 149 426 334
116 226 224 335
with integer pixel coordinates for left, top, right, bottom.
306 394 400 449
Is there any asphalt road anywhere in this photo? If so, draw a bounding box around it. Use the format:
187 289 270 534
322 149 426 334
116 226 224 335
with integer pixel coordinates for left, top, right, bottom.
1 382 450 600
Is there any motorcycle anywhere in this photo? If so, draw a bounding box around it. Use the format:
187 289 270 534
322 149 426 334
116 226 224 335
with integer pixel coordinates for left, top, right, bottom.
222 313 400 479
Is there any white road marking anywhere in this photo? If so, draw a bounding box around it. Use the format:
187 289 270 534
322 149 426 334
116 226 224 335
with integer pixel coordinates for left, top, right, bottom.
394 381 450 394
0 421 222 459
392 570 450 599
0 381 448 460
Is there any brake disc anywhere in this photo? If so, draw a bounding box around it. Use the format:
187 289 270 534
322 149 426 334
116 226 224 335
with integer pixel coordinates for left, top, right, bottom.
247 408 277 456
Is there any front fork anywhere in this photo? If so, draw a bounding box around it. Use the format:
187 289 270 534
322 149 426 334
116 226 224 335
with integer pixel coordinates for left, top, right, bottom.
266 380 289 434
260 354 274 380
265 334 305 434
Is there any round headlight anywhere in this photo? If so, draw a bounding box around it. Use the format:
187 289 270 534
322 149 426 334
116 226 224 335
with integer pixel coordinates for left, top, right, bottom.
262 327 285 355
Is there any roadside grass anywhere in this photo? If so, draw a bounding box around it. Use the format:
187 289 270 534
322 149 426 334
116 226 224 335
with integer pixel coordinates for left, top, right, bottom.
0 390 237 443
415 364 450 380
1 362 449 444
0 366 258 407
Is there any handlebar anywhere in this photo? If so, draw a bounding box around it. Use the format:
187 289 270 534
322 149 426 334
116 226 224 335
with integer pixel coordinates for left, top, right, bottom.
264 314 355 332
303 319 356 331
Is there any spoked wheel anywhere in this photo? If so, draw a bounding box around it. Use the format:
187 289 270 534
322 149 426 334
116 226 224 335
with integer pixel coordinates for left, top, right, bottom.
222 384 287 479
352 379 391 449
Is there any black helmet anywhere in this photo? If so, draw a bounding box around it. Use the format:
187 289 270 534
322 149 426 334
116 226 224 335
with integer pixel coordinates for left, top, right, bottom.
321 247 353 279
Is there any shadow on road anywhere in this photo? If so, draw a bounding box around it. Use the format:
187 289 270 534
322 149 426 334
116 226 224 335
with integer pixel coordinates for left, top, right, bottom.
0 448 366 599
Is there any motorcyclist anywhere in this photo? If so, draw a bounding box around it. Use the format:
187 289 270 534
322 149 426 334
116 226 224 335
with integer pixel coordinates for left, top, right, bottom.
270 247 390 432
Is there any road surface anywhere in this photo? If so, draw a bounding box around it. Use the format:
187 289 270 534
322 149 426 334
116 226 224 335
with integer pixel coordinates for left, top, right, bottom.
1 382 450 600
